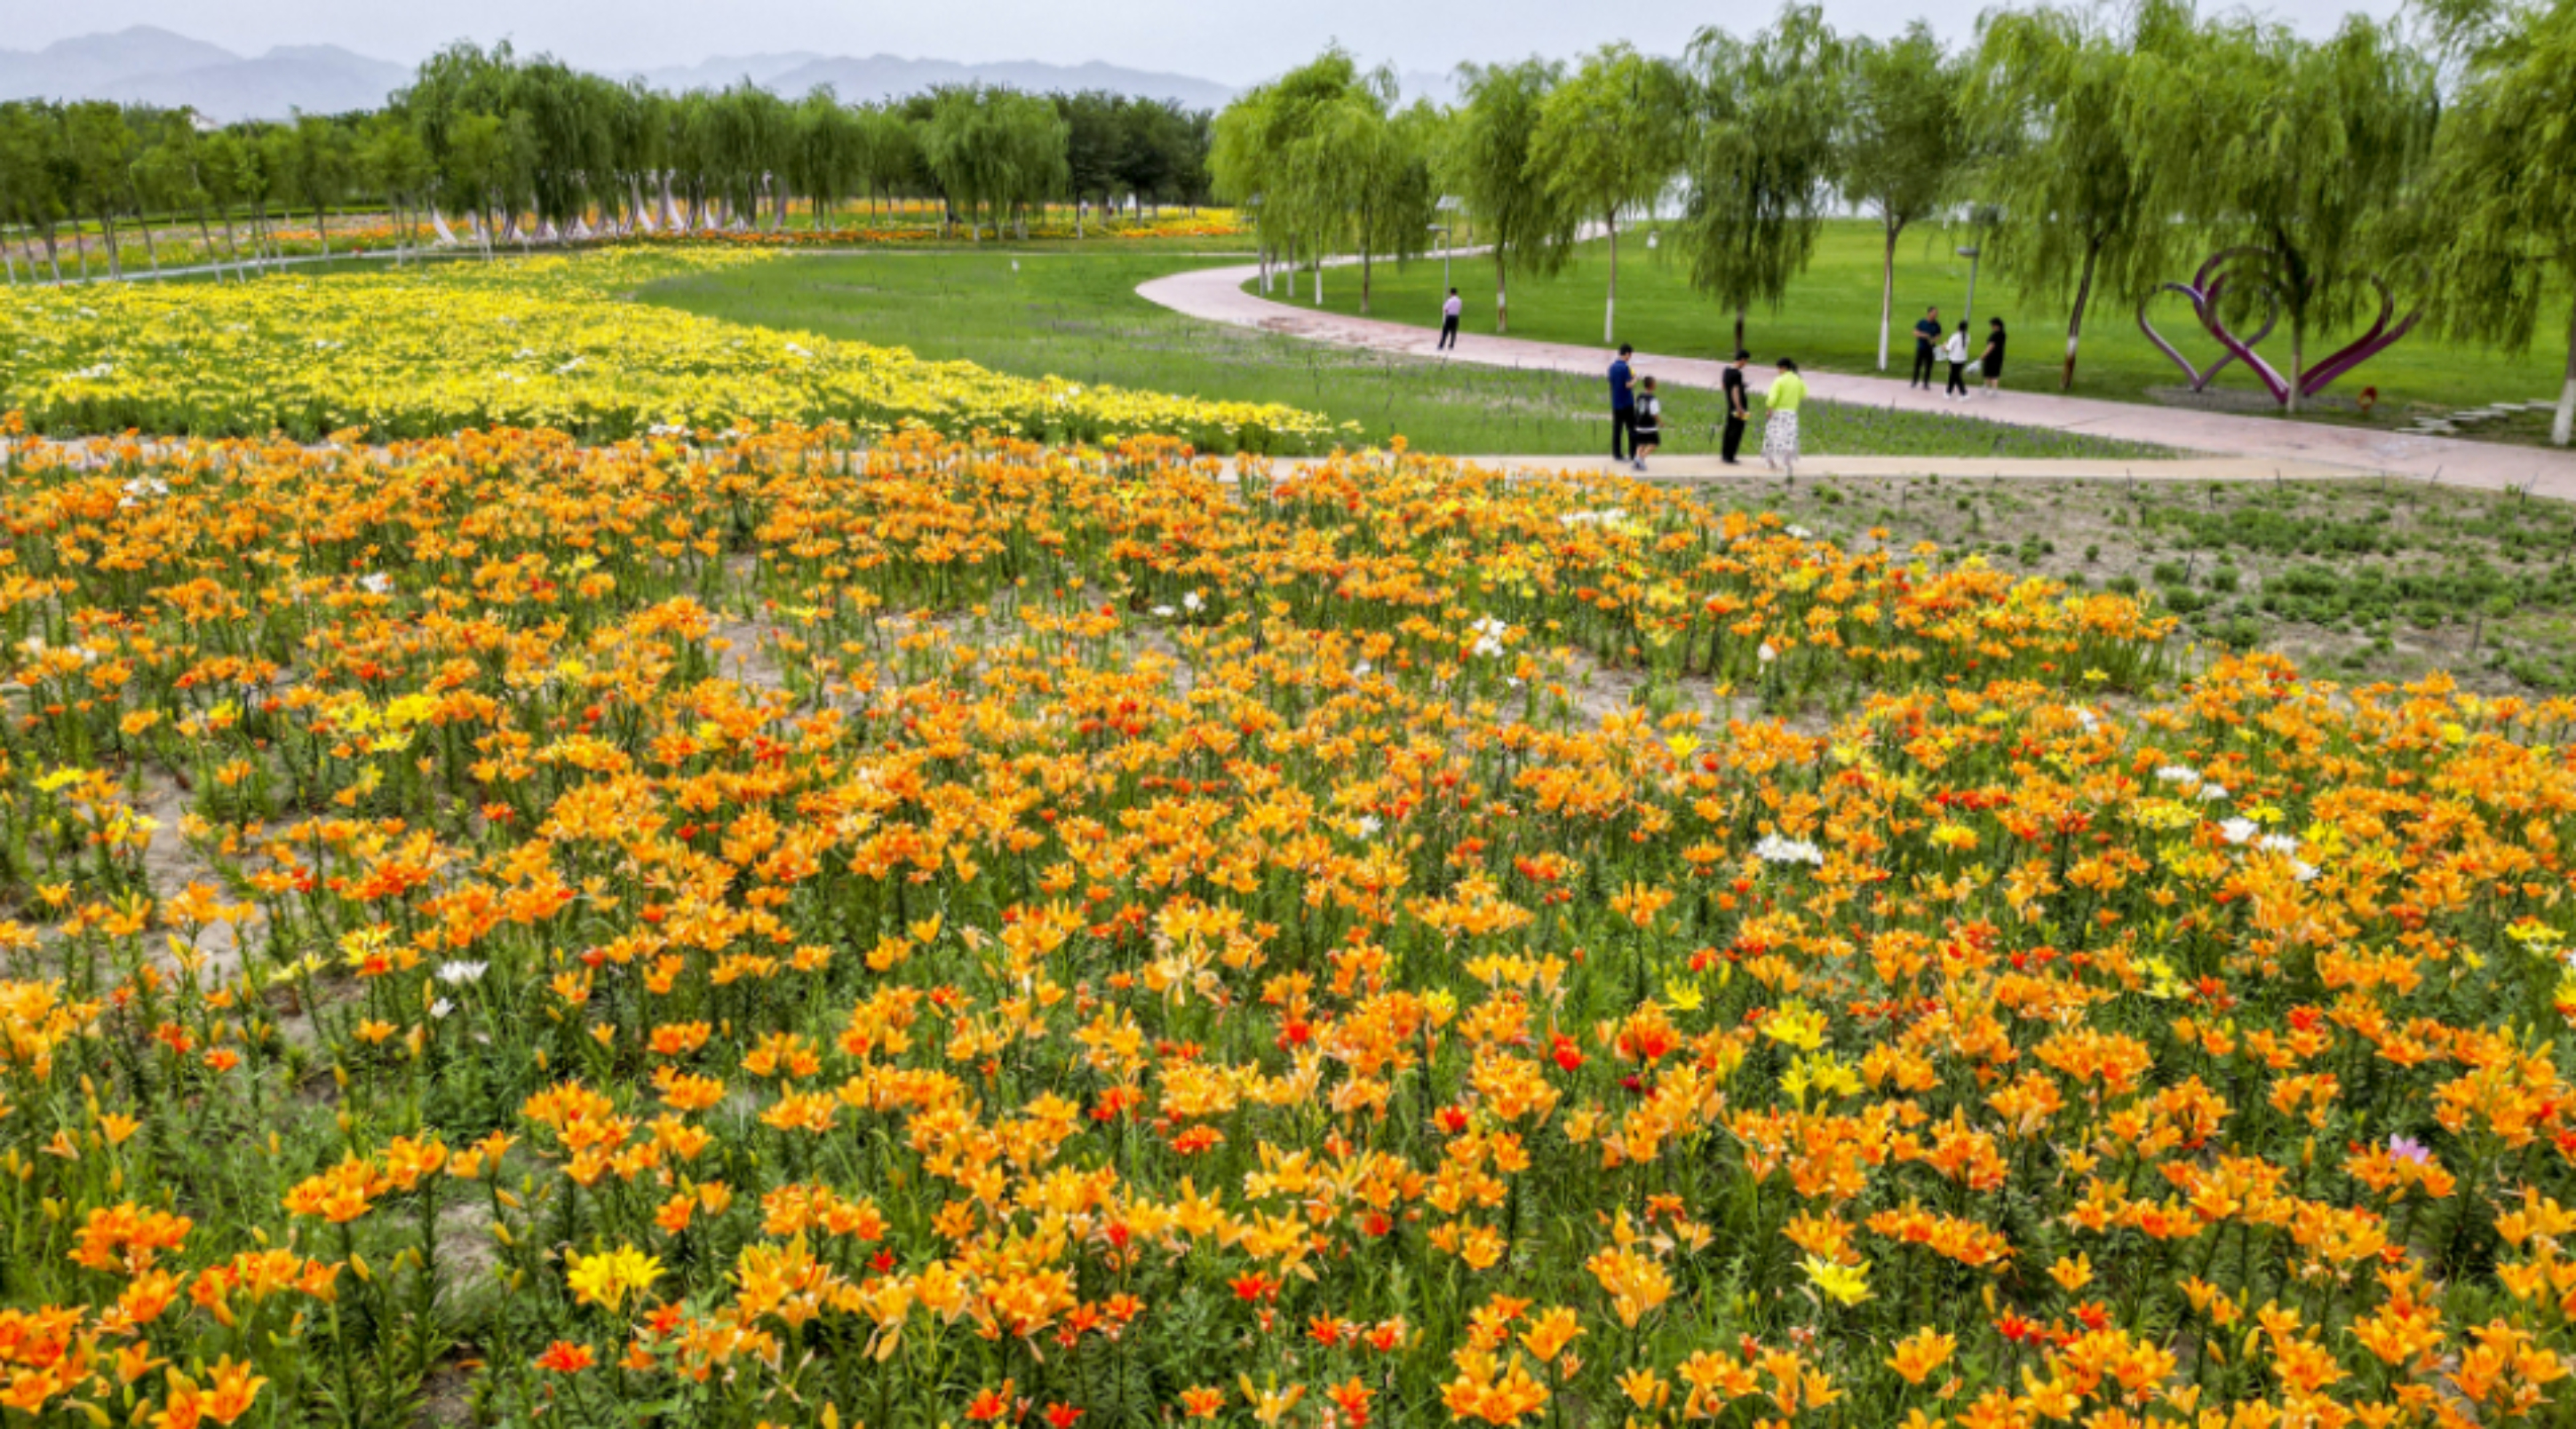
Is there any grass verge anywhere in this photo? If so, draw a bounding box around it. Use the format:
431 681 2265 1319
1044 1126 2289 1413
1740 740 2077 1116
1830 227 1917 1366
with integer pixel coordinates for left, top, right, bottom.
640 250 2167 458
1286 220 2573 447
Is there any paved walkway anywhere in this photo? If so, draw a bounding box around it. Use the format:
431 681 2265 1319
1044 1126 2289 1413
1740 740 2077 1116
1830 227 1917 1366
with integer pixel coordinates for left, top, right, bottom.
1230 453 2370 483
1140 260 2576 496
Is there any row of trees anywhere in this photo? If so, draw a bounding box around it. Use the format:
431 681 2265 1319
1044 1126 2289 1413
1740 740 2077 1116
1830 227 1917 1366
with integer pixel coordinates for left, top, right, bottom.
0 44 1217 280
1216 0 2574 444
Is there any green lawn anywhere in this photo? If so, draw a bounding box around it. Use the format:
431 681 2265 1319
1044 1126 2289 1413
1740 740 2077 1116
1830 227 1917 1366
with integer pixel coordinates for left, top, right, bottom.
1292 221 2572 440
637 250 2164 458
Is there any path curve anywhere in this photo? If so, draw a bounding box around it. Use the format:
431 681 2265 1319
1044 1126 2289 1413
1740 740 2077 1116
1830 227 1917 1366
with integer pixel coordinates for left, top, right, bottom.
1139 258 2576 495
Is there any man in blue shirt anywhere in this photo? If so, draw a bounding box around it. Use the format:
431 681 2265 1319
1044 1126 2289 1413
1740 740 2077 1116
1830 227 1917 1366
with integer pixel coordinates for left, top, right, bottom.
1609 344 1636 460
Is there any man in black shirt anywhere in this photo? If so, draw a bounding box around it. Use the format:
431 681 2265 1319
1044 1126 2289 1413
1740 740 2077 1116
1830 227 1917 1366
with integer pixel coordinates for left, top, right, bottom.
1910 306 1942 389
1720 350 1751 464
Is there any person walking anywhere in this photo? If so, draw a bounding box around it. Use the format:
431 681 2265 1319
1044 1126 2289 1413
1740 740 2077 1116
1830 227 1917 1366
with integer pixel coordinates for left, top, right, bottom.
1910 306 1942 389
1609 344 1637 461
1630 377 1662 472
1761 358 1807 478
1942 322 1970 399
1720 350 1751 464
1979 317 2008 398
1438 288 1463 351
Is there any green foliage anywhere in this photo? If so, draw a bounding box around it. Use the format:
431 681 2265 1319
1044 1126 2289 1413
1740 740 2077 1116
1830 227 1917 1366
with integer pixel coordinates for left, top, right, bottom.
922 84 1069 240
2138 12 2438 409
1210 50 1434 313
1841 21 1969 369
1438 59 1581 329
2415 0 2576 445
1967 0 2193 389
1669 3 1847 345
1530 44 1688 343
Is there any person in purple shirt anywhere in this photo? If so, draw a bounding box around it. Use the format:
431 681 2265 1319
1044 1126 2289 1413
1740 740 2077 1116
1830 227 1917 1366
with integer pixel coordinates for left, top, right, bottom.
1609 344 1636 460
1438 289 1463 350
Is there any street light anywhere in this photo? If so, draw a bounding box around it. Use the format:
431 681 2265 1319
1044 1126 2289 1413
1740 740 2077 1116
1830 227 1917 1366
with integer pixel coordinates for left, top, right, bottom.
1431 195 1460 292
1956 245 1983 331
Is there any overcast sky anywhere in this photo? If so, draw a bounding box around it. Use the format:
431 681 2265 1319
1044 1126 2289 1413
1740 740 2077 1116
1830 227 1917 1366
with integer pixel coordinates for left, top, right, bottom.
16 0 2403 86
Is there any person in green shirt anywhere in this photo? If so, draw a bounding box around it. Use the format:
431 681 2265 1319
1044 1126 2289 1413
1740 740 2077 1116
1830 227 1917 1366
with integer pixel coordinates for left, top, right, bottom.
1761 359 1808 478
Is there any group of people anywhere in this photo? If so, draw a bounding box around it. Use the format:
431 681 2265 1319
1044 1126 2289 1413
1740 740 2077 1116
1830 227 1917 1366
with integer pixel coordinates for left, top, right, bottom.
1908 306 2008 399
1610 344 1806 476
1429 285 2009 476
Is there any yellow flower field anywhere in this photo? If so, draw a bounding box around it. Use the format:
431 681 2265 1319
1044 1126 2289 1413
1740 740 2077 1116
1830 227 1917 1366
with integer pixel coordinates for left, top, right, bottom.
0 250 1340 451
2 422 2574 1429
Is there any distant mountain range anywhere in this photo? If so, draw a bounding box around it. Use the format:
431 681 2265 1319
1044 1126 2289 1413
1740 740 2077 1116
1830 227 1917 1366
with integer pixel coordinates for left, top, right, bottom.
629 52 1236 110
0 27 1242 121
0 29 409 120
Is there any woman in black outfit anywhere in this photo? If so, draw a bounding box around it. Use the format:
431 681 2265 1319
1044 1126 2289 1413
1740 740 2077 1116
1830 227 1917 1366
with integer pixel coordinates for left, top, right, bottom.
1979 317 2008 398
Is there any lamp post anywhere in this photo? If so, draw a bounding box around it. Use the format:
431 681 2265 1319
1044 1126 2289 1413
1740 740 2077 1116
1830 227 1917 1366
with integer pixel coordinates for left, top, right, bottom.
1956 244 1982 331
1431 195 1459 292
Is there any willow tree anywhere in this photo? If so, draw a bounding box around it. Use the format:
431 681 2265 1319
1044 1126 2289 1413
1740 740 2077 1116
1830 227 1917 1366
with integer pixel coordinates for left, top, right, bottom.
1670 4 1846 353
398 40 536 245
1842 22 1968 371
1530 44 1686 345
63 100 134 279
0 103 70 281
2418 0 2576 446
792 88 867 230
2143 14 2436 412
1439 59 1579 332
1211 49 1401 304
1282 83 1433 314
922 84 1067 241
1969 0 2192 390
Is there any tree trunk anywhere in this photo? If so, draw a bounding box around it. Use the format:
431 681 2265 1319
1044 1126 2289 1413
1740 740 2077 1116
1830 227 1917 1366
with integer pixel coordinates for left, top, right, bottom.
194 207 220 282
1733 306 1745 354
2555 288 2576 449
2063 238 2102 393
0 238 15 284
1361 240 1372 315
1603 210 1618 345
1875 223 1897 371
316 201 330 258
219 212 241 279
42 225 62 282
99 211 122 280
1495 251 1508 335
2286 314 2304 415
137 205 162 274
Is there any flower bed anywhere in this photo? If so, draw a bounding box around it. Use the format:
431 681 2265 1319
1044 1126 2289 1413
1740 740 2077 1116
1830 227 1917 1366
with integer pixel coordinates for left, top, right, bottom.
0 248 1326 450
0 426 2569 1428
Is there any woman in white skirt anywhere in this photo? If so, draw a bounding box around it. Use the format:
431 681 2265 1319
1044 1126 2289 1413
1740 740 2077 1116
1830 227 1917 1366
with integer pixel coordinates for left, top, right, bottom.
1761 359 1808 477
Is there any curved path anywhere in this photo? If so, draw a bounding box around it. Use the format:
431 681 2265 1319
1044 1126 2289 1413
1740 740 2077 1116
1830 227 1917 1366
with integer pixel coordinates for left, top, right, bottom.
1140 258 2576 494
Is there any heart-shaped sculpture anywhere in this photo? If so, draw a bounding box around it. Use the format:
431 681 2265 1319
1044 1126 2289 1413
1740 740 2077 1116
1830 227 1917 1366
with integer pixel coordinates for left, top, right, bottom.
2296 274 2421 399
2141 246 2422 405
2137 247 2281 393
2198 266 2293 404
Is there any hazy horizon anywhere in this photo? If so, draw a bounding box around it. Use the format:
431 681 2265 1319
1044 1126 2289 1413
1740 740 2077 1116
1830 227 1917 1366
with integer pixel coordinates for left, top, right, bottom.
7 0 2405 90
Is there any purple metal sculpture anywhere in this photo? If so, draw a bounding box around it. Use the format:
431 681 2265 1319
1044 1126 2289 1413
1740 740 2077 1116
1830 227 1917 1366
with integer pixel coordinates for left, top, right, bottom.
2137 247 2420 406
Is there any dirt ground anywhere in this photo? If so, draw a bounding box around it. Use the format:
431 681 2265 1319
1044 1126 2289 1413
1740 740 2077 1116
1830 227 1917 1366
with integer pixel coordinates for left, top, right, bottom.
1678 471 2576 695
